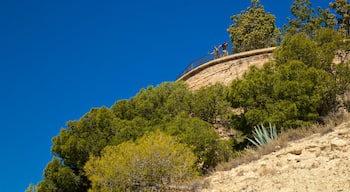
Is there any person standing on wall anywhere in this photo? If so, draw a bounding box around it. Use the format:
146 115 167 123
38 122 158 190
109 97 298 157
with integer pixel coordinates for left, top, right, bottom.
210 45 220 59
222 41 228 56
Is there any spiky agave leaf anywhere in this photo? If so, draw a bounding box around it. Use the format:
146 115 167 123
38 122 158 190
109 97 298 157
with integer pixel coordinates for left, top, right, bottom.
247 123 277 147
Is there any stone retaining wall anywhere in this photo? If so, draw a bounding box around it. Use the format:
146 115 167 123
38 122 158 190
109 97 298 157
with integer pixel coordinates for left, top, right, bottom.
177 47 276 90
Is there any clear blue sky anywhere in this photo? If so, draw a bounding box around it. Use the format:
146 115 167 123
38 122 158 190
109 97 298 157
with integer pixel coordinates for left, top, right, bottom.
0 0 331 191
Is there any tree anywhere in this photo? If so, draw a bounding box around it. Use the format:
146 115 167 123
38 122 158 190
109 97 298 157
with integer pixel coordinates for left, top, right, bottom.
164 117 232 172
228 27 350 132
229 60 335 130
192 84 231 124
274 32 319 67
317 7 337 29
84 130 198 192
330 0 350 36
37 158 86 192
36 107 120 192
227 0 281 53
284 0 322 35
25 184 38 192
34 81 239 190
111 81 194 123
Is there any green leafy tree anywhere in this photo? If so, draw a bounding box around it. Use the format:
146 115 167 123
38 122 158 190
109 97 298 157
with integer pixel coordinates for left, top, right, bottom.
115 81 193 122
192 84 231 125
229 62 276 110
51 107 118 169
313 27 346 72
335 62 350 95
274 32 319 68
84 130 198 192
37 107 119 192
164 117 232 172
317 7 337 29
229 27 350 133
330 0 350 36
227 0 281 53
37 158 86 192
284 0 322 35
274 60 335 120
229 60 335 130
35 81 235 191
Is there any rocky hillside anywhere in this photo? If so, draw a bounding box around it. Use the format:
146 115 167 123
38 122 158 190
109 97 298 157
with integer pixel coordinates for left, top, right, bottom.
198 119 350 192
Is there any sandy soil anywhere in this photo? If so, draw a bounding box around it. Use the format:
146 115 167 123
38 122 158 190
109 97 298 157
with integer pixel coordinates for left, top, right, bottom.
198 121 350 192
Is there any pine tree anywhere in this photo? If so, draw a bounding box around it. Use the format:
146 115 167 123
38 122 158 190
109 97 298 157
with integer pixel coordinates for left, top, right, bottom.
227 0 281 53
330 0 350 36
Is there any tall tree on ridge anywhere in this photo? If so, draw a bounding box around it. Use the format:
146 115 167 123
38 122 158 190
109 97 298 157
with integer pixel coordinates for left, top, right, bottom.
330 0 350 36
284 0 322 36
227 0 281 53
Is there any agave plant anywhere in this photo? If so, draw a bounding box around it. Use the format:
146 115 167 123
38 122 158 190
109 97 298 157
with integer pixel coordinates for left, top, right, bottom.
247 123 277 147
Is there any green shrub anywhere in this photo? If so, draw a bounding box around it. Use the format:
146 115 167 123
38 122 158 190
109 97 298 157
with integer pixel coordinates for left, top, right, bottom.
247 123 277 147
84 130 198 192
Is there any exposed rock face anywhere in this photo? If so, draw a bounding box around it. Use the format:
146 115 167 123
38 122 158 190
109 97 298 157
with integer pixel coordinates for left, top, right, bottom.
199 121 350 192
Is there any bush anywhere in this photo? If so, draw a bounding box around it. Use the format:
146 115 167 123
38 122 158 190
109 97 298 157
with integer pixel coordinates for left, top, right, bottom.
84 130 198 192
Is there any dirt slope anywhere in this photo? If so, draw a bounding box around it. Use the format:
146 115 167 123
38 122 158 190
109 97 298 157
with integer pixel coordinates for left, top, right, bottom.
199 120 350 192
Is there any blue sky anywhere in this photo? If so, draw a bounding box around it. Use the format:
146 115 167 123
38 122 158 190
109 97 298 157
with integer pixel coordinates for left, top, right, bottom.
0 0 331 191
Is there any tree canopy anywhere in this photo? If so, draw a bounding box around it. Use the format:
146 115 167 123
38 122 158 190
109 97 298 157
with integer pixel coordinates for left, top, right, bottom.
283 0 350 36
84 130 198 192
330 0 350 36
31 1 350 191
34 82 233 191
227 0 281 53
229 28 350 132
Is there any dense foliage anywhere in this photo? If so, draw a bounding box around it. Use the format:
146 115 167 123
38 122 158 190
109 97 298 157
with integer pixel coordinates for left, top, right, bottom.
228 28 350 133
227 0 281 53
32 1 350 191
35 82 233 191
84 130 198 191
284 0 350 37
283 0 321 35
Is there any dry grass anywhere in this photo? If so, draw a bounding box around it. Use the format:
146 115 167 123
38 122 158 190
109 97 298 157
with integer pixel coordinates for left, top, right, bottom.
215 112 350 173
189 112 350 191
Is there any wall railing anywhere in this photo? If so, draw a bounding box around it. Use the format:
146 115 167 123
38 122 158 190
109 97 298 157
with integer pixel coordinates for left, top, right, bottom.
176 47 277 82
176 46 229 80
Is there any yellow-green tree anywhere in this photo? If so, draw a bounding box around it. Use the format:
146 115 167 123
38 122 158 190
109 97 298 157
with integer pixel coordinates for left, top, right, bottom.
84 130 198 192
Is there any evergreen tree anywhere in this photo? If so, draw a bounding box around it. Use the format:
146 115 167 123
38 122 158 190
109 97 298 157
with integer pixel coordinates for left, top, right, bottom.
35 81 234 191
192 84 231 125
228 28 348 131
284 0 320 35
317 7 337 29
164 117 232 172
227 0 281 53
330 0 350 36
84 130 198 191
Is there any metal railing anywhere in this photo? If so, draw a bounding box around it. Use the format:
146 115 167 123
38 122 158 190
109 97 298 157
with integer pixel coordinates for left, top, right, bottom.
176 46 229 80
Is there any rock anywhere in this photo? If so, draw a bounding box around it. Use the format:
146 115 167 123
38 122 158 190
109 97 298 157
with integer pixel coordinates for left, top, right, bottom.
288 148 303 155
331 138 347 148
199 121 350 192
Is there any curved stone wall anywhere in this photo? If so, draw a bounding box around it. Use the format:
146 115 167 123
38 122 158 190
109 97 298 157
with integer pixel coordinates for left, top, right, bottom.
177 47 276 90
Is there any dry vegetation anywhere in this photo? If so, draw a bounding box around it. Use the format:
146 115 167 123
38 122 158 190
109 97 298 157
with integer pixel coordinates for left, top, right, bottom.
187 110 350 192
215 113 346 173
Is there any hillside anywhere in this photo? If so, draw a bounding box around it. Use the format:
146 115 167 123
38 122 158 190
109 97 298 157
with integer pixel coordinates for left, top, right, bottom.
198 117 350 192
